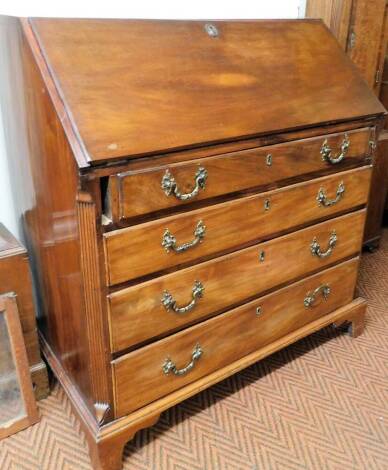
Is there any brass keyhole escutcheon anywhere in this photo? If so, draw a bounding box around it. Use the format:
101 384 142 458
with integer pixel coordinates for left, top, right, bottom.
204 23 219 38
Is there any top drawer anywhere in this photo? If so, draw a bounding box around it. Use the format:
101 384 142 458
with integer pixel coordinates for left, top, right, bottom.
107 128 372 220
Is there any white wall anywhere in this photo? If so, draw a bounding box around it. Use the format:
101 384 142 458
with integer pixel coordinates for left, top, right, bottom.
0 0 306 239
0 15 34 240
0 105 17 235
1 1 306 19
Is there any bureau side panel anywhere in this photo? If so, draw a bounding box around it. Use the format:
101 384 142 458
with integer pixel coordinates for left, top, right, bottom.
17 22 102 411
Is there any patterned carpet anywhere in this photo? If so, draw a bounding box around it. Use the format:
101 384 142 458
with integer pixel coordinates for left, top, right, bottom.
0 230 387 470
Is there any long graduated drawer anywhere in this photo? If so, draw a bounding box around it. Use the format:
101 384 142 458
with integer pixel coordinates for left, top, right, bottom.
107 128 372 220
108 209 366 352
112 258 359 417
104 166 371 285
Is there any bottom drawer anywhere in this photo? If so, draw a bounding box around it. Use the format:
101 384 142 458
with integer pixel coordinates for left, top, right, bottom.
112 258 359 418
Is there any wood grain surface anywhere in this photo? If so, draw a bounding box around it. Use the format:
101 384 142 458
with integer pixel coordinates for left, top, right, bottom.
112 258 359 417
29 19 384 163
104 166 372 285
347 0 387 90
20 29 98 408
109 128 371 219
306 0 353 49
108 210 366 352
364 137 388 246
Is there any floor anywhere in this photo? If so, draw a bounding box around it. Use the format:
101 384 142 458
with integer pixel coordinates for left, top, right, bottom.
0 230 387 470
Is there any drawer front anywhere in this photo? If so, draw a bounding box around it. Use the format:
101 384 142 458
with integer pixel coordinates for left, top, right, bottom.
108 128 371 220
112 258 359 417
104 166 371 285
108 210 366 352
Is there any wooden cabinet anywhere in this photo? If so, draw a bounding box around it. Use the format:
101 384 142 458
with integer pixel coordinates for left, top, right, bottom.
347 0 388 248
306 0 388 248
305 0 354 49
347 0 387 93
0 224 49 400
14 18 385 470
306 0 387 90
378 56 388 225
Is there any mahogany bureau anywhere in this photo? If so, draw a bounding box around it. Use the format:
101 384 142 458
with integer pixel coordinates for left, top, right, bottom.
14 18 385 469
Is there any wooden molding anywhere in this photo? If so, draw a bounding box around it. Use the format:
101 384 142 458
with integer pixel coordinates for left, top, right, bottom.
77 194 111 415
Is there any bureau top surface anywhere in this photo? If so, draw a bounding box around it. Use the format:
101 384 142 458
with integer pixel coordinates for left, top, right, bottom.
28 18 384 165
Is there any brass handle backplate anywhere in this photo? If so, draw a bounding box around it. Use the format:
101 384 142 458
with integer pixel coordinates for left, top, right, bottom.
304 284 331 308
310 230 337 259
161 281 204 314
162 343 203 376
161 167 208 201
317 182 345 207
162 220 206 253
320 134 350 164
